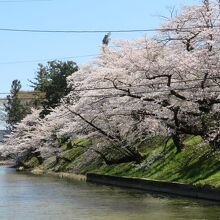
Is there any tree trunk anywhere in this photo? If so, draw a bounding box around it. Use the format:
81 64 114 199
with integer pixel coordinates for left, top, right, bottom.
172 133 185 154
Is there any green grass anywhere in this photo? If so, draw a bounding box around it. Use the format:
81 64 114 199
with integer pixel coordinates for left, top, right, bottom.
62 147 85 161
90 136 220 188
26 136 220 188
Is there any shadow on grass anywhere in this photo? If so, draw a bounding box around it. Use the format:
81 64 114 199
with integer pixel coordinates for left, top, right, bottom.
172 151 220 183
144 147 177 178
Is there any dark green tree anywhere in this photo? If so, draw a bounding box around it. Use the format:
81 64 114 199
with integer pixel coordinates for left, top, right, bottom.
30 64 50 92
31 60 78 116
4 80 31 130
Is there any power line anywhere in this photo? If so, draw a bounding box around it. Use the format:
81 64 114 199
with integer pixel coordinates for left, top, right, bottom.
70 76 220 92
0 54 98 65
0 25 219 34
0 42 219 65
79 87 220 99
0 0 52 2
0 76 219 95
0 88 219 102
0 43 190 65
0 46 168 65
2 83 219 100
0 86 219 101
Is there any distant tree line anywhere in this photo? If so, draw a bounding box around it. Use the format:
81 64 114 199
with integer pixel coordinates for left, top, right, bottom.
4 60 78 130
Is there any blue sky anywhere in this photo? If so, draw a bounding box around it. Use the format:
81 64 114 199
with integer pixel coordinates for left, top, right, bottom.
0 0 200 95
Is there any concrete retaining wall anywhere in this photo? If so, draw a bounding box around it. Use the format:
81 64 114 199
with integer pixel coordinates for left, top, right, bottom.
86 173 220 201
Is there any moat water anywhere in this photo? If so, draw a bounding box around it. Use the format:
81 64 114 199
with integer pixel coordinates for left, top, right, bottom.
0 167 219 220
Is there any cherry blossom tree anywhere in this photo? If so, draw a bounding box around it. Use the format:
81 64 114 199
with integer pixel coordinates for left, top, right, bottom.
65 0 220 153
2 0 220 166
157 0 220 149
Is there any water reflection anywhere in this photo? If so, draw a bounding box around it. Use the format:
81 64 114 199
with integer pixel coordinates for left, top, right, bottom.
0 167 219 220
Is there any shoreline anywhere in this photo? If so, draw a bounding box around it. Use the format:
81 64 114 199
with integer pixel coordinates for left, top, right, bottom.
0 160 14 166
45 171 86 181
27 167 87 182
19 166 220 202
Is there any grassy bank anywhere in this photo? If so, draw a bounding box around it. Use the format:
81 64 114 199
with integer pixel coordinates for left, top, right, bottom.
93 136 220 188
21 136 220 188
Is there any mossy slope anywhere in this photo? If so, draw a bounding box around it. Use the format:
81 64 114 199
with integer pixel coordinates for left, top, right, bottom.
92 136 220 188
23 136 220 188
